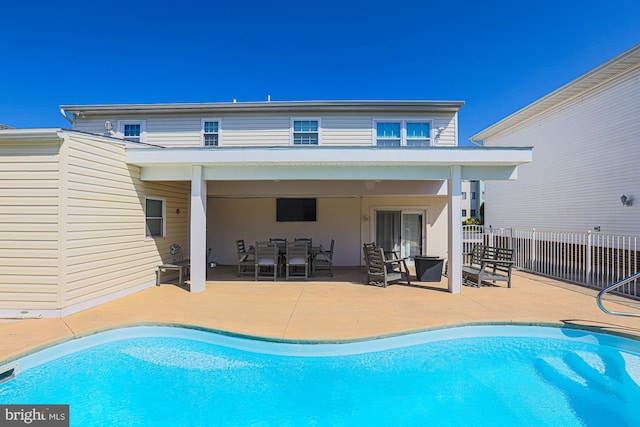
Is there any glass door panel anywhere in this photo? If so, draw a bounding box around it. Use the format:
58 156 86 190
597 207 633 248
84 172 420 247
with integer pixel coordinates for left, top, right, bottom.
401 212 423 260
375 210 425 263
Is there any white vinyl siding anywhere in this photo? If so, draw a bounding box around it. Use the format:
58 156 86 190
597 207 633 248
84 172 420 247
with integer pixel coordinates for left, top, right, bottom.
222 115 291 146
0 142 61 308
0 132 189 310
74 113 458 147
483 65 640 235
61 134 190 307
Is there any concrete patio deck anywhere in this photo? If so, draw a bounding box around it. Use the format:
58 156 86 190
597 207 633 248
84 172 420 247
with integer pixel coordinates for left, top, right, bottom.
2 267 640 364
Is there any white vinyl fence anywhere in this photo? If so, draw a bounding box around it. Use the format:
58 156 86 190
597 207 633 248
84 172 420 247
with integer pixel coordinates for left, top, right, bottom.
463 226 640 297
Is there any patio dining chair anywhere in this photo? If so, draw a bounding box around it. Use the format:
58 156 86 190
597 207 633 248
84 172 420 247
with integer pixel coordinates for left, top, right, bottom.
236 239 255 277
295 237 312 247
285 241 309 280
255 241 279 281
312 239 334 276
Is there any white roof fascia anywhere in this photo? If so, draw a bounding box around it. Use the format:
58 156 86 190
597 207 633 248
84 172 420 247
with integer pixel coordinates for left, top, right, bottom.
126 146 532 181
125 146 531 168
0 128 66 143
471 43 640 143
60 100 465 117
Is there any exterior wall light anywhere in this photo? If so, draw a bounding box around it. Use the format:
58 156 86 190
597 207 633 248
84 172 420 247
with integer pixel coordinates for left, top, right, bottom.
621 194 633 206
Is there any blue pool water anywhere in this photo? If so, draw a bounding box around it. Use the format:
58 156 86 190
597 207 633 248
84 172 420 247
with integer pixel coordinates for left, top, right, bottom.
1 326 640 426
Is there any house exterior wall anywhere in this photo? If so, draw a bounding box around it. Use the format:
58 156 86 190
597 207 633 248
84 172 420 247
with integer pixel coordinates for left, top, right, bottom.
73 112 459 147
483 64 640 235
62 134 191 307
0 132 191 313
207 194 449 266
207 197 362 266
0 141 62 309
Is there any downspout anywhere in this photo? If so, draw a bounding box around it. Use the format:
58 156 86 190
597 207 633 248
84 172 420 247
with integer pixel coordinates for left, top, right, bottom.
59 108 74 125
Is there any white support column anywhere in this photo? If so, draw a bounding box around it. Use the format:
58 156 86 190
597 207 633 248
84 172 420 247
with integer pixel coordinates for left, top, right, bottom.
447 165 463 293
189 166 207 292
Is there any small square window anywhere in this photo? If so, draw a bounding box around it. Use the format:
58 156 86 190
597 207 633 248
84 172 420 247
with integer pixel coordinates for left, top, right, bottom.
293 120 319 145
145 197 164 238
119 121 146 143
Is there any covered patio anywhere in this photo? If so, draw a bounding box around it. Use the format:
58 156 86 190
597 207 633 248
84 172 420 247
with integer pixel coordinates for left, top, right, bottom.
126 145 533 294
3 269 640 364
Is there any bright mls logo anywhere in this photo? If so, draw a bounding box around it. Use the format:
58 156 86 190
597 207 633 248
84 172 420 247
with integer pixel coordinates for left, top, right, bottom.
1 405 68 426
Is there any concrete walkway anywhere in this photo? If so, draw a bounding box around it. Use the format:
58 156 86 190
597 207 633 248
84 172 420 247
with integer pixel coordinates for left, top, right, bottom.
2 268 640 364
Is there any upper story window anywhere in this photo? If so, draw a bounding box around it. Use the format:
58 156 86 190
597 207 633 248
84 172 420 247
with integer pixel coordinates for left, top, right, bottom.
374 120 433 146
202 119 220 146
406 122 431 146
376 123 401 146
118 120 146 143
462 192 467 200
471 192 476 200
292 119 319 145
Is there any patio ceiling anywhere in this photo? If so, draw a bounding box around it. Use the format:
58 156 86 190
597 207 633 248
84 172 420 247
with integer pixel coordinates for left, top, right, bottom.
125 146 533 182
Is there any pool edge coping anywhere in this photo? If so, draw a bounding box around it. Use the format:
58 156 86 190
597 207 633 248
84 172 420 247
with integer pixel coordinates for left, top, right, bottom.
3 320 640 368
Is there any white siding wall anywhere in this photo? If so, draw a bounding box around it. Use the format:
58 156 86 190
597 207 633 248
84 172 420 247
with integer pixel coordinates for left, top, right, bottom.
74 112 459 147
62 134 190 306
0 142 61 309
207 195 448 266
207 197 362 266
484 67 640 235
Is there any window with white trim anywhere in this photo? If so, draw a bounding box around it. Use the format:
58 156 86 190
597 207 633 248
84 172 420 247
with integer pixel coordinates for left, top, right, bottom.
145 197 165 238
374 120 432 146
202 119 220 146
376 122 401 146
406 122 431 146
462 209 467 217
292 119 319 145
118 120 146 143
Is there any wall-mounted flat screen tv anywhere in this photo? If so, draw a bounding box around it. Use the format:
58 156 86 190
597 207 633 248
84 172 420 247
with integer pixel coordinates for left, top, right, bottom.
276 198 317 222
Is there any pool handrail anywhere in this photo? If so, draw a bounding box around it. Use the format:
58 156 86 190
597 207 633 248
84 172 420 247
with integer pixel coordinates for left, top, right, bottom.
596 271 640 317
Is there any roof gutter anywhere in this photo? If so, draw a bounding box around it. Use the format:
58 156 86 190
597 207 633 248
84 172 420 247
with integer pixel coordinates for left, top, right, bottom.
59 107 74 125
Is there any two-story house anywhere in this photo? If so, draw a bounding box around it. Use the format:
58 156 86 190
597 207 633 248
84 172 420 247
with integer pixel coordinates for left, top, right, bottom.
0 100 531 317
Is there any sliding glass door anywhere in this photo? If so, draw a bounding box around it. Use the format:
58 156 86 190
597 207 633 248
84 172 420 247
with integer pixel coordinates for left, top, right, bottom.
375 210 425 261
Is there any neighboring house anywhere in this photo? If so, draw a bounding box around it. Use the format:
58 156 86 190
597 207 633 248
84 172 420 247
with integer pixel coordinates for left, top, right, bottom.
471 44 640 235
0 100 531 317
461 180 483 222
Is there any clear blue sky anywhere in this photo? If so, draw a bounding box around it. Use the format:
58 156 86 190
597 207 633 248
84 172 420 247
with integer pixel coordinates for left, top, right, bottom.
1 0 639 145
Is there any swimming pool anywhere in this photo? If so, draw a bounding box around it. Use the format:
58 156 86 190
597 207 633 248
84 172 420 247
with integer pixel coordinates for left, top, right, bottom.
1 325 639 426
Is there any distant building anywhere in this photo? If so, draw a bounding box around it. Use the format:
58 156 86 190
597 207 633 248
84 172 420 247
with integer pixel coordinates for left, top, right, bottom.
0 124 13 130
461 180 483 223
471 44 640 235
